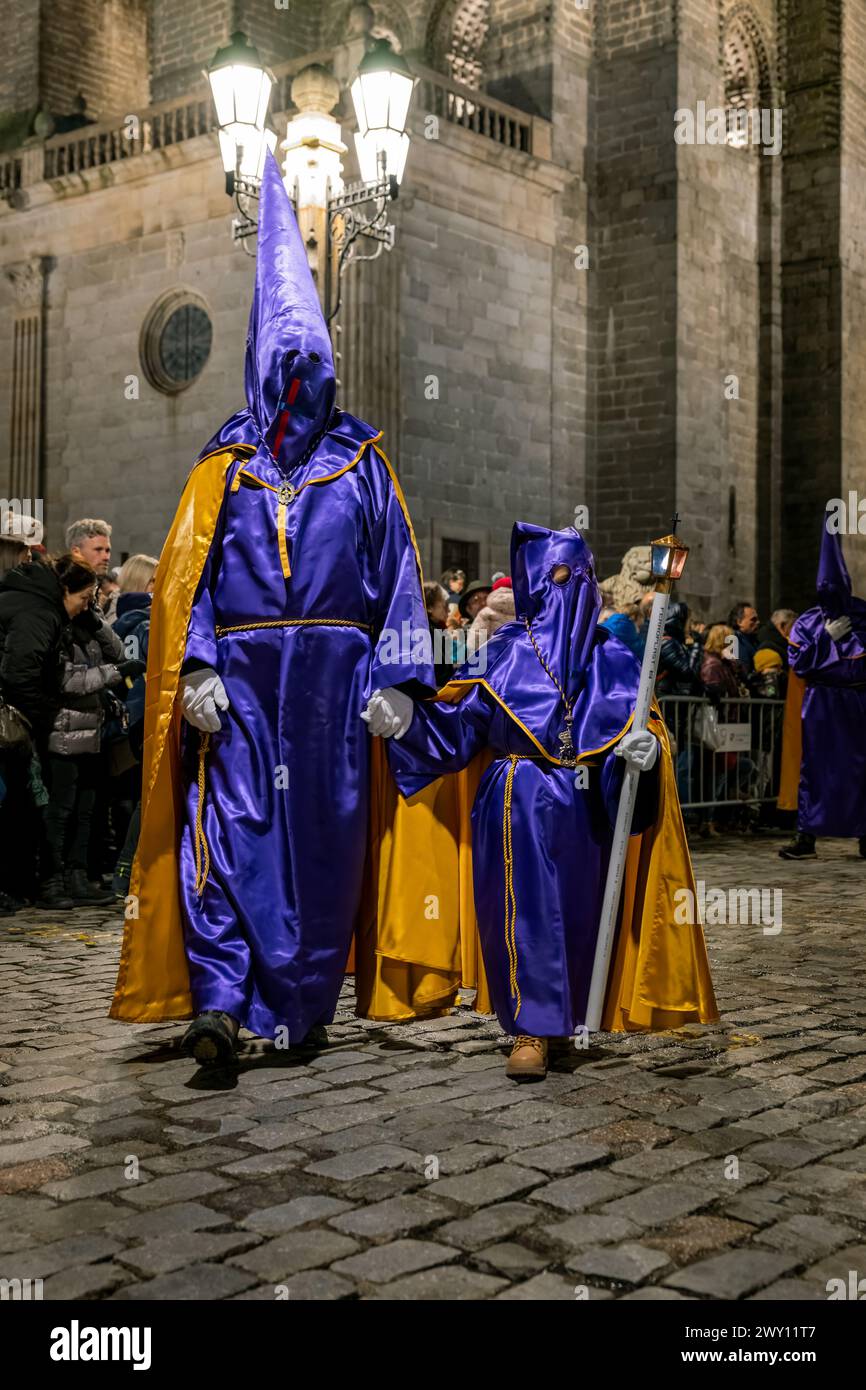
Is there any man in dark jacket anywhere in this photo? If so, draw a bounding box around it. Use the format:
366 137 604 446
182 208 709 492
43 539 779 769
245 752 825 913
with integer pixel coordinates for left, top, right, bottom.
728 601 761 672
0 559 69 743
0 555 98 907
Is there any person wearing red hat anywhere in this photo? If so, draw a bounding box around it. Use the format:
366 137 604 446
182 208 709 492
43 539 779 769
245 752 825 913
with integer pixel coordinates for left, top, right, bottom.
469 575 516 648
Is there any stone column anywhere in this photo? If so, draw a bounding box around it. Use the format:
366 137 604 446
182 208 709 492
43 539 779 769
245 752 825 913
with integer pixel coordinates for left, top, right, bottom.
338 223 402 455
4 258 47 504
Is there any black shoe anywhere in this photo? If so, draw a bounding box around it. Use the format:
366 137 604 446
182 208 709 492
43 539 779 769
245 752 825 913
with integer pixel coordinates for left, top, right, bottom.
36 875 76 910
779 834 817 860
181 1010 239 1066
859 837 866 860
0 891 29 910
299 1024 329 1050
66 869 114 904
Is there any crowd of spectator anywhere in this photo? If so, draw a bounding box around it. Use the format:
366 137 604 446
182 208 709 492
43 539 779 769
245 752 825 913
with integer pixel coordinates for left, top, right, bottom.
598 589 798 836
0 517 155 915
0 516 801 916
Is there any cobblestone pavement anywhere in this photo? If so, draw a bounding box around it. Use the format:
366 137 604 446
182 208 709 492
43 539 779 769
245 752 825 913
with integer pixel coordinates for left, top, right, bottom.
1 833 865 1302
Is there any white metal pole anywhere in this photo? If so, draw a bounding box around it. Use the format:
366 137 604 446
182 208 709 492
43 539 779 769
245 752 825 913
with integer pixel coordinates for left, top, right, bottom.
584 586 672 1032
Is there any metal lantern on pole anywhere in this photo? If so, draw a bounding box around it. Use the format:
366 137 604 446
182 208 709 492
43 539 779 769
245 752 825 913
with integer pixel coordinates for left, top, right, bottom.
206 30 276 196
584 519 690 1033
349 38 415 187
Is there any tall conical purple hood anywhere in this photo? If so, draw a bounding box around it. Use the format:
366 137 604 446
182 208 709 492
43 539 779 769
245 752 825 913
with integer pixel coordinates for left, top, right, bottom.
816 521 852 617
244 148 335 470
510 522 601 700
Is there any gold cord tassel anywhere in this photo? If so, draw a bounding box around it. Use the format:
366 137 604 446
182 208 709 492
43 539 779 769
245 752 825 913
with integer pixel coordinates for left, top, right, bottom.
276 500 291 577
502 755 521 1016
193 732 211 896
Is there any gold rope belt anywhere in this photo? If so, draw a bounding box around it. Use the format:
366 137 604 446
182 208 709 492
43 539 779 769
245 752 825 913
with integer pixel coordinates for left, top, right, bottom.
502 754 522 1017
193 732 210 897
192 621 371 891
215 618 372 638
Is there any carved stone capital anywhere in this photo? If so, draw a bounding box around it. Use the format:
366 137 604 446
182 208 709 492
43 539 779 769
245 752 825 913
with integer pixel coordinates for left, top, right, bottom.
6 258 46 309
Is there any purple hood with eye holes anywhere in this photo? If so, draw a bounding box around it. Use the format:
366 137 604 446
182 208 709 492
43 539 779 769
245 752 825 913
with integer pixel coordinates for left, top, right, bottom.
193 149 337 473
447 523 641 760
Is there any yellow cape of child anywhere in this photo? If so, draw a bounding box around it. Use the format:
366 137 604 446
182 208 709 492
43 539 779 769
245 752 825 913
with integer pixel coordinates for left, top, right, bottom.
110 446 718 1034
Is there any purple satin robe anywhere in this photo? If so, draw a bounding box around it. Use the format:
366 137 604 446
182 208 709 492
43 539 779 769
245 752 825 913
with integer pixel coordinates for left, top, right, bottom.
789 526 866 838
176 152 433 1041
387 523 657 1039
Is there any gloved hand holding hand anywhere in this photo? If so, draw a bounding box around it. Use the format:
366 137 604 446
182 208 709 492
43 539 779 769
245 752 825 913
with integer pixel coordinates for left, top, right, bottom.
361 687 414 740
180 667 229 732
824 615 852 642
614 728 659 772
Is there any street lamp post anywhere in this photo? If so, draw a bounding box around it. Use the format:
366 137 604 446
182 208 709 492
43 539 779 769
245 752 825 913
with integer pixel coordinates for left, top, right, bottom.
205 32 415 317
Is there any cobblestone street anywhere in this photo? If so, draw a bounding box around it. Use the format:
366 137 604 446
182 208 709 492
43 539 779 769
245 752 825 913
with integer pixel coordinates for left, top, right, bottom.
1 833 865 1302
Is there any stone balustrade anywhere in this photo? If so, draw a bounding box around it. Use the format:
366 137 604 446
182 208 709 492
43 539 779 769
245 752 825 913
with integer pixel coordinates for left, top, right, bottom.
1 49 550 196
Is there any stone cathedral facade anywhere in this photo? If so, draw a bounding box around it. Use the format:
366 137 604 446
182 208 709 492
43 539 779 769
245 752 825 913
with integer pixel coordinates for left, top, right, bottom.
0 0 863 613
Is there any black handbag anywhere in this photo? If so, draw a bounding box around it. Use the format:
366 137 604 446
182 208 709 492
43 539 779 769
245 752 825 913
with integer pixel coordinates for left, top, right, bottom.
0 697 32 751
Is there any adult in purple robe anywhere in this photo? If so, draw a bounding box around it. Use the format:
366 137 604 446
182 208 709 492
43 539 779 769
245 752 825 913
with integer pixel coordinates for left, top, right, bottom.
780 524 866 860
132 152 434 1062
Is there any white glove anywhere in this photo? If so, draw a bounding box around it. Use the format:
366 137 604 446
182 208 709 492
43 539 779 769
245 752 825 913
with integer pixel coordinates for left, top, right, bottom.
824 615 852 642
614 728 659 772
180 667 229 732
361 687 414 740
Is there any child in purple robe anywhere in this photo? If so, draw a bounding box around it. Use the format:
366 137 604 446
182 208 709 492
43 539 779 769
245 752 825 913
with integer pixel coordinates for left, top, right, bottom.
363 522 717 1080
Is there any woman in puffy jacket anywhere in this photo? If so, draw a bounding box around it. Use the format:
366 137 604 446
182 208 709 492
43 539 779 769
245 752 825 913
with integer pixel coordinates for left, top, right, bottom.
468 576 517 648
39 595 144 909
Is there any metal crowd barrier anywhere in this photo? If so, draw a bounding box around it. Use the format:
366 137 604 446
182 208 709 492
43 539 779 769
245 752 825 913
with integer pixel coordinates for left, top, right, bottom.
656 694 787 811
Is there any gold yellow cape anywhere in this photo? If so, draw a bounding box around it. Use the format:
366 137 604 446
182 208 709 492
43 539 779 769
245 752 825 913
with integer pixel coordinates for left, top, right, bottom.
110 445 250 1020
777 671 805 812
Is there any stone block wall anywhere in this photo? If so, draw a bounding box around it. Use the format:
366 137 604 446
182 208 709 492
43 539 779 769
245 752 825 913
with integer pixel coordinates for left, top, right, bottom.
2 0 865 609
40 0 150 121
840 0 866 596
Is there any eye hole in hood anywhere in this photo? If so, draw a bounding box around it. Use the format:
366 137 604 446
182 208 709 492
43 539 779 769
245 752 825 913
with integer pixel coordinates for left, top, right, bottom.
510 522 601 695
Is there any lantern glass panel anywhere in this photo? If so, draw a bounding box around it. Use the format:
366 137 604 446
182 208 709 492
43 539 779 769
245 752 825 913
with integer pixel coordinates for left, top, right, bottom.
669 546 688 581
232 65 266 126
350 74 367 133
387 70 415 133
651 542 672 580
358 69 391 131
218 127 238 174
209 67 237 127
354 128 409 185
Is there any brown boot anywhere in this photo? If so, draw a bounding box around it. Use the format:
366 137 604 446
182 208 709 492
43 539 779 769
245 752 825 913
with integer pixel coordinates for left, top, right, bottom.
506 1034 548 1081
